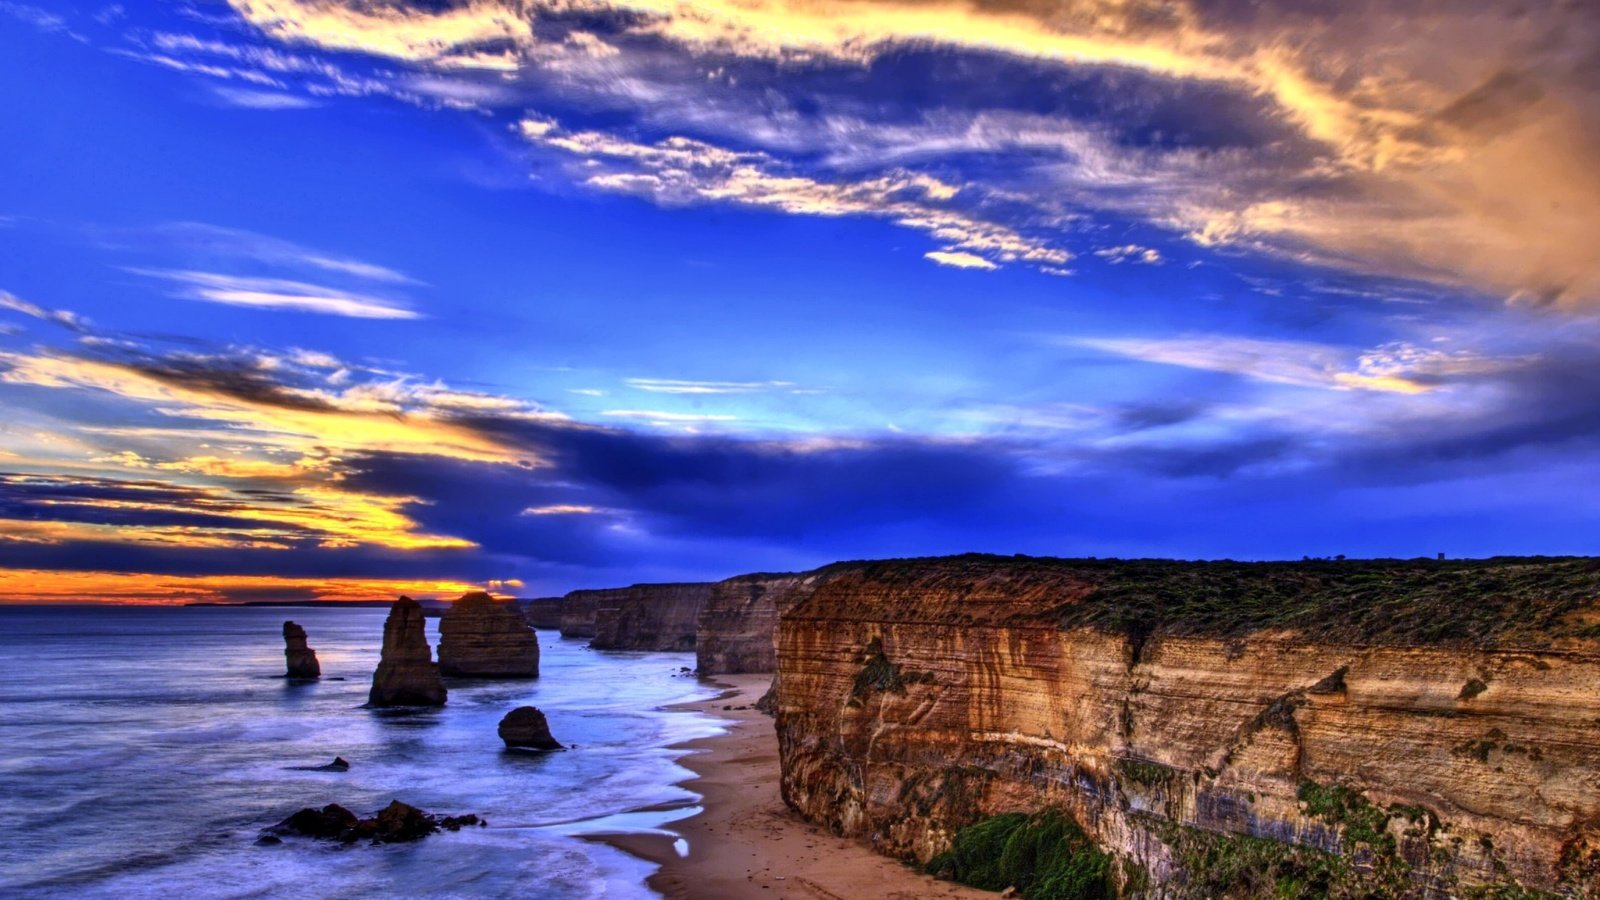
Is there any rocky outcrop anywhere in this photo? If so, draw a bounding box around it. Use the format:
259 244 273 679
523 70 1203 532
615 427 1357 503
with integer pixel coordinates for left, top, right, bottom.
437 592 539 678
775 555 1600 897
590 582 713 651
519 596 564 630
697 569 854 674
282 621 321 679
264 801 482 845
498 706 563 750
561 582 714 649
367 596 447 707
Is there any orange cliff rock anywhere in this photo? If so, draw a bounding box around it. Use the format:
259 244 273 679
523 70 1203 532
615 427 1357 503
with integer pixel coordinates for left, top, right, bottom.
773 555 1600 896
696 569 843 675
368 596 447 707
560 582 713 651
437 592 539 678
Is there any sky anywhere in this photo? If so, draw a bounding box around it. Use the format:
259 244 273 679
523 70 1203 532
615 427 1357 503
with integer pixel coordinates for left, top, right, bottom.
1 0 1598 603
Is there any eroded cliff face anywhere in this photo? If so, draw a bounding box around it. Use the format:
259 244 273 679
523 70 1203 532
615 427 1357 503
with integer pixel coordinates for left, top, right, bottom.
775 556 1600 896
437 592 539 678
519 597 564 631
590 582 713 651
697 572 828 674
559 587 620 639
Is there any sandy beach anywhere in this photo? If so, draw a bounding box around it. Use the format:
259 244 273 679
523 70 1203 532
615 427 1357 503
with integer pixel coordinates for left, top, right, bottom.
592 673 988 900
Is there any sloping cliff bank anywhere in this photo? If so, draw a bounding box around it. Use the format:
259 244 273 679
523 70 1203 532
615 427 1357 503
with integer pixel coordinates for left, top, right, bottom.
775 555 1600 897
564 583 714 650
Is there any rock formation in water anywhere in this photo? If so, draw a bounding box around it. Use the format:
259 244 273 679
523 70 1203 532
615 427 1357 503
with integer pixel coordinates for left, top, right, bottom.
775 554 1600 897
264 800 482 845
561 582 714 650
519 596 564 630
437 591 539 678
589 582 713 651
282 620 321 679
696 570 852 674
498 706 563 750
367 596 447 707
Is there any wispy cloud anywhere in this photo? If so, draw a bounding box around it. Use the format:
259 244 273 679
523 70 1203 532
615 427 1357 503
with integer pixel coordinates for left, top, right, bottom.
210 86 321 109
130 268 420 319
924 251 999 271
625 378 799 395
0 291 90 332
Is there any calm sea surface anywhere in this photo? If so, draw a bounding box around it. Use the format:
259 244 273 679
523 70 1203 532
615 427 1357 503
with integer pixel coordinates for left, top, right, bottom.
0 605 727 898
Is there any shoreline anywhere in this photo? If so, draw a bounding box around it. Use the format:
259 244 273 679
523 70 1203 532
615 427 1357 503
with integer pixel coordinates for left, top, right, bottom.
591 673 986 900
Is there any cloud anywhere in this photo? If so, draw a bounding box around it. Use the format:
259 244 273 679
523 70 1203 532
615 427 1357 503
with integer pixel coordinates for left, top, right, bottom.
924 251 999 271
625 378 799 395
518 116 1071 272
213 0 1600 305
0 291 90 332
210 86 321 109
0 568 483 604
130 269 420 319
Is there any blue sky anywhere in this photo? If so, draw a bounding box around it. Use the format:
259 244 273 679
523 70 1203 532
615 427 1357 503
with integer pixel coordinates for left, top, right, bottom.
1 1 1598 601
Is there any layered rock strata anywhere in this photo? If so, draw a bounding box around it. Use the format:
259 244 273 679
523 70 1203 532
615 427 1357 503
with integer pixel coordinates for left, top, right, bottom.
519 597 564 630
368 596 447 707
696 570 844 674
558 587 619 639
437 592 539 678
282 620 320 679
589 582 713 651
775 555 1600 896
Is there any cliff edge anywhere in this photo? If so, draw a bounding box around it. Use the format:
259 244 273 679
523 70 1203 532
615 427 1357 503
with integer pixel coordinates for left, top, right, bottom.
775 554 1600 897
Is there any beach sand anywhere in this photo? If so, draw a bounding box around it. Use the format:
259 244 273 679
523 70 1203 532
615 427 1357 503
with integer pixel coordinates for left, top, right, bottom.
592 673 988 900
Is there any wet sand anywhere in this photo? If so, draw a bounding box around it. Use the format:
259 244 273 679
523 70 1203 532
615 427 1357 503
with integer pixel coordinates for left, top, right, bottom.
592 673 987 900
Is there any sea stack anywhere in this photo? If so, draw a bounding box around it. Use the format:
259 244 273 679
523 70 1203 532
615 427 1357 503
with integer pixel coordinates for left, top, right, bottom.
367 596 446 707
437 592 539 678
497 706 562 750
282 621 321 679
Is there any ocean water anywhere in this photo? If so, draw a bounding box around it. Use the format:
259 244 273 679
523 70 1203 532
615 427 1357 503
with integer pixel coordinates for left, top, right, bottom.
0 606 727 899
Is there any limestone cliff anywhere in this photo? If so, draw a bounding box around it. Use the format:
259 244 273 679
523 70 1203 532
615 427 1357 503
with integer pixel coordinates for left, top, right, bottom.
437 592 539 678
519 597 564 631
368 596 447 707
282 620 320 679
558 587 619 639
696 570 842 674
589 582 713 651
775 555 1600 897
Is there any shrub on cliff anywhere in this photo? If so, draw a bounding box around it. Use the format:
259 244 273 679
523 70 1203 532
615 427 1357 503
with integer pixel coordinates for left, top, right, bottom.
926 810 1113 900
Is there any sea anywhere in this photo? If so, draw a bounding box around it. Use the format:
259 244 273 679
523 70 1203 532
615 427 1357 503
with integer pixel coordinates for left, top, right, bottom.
0 605 729 899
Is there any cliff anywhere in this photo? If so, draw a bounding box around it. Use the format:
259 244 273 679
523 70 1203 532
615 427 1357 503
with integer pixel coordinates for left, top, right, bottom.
437 592 539 678
589 582 714 651
697 570 842 674
775 555 1600 897
368 596 447 707
282 620 320 679
519 597 564 631
558 587 620 639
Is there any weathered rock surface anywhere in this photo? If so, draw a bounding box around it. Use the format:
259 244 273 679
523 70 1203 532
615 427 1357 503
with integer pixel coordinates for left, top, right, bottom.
265 800 481 844
437 591 539 678
519 596 564 630
498 705 563 750
696 570 852 674
282 620 320 679
367 596 447 707
561 582 714 649
589 582 713 651
775 554 1600 897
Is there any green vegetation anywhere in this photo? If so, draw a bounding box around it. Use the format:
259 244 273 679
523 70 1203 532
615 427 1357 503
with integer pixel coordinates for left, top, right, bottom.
925 810 1114 899
843 553 1600 647
1153 818 1355 899
1116 757 1175 788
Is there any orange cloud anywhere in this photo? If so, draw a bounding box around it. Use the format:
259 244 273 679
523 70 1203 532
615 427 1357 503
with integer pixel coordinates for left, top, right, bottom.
0 569 485 605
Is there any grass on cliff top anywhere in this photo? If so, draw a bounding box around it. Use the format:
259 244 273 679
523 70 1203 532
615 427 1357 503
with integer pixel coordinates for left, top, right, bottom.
926 810 1114 900
842 554 1600 648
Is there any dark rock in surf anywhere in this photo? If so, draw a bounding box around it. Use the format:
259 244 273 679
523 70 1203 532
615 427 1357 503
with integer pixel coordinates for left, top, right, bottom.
265 800 482 845
497 706 563 750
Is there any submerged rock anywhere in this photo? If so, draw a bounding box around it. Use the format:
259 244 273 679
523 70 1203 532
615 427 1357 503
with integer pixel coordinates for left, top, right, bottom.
437 592 539 678
265 800 482 845
497 706 563 750
367 597 447 707
282 621 321 679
